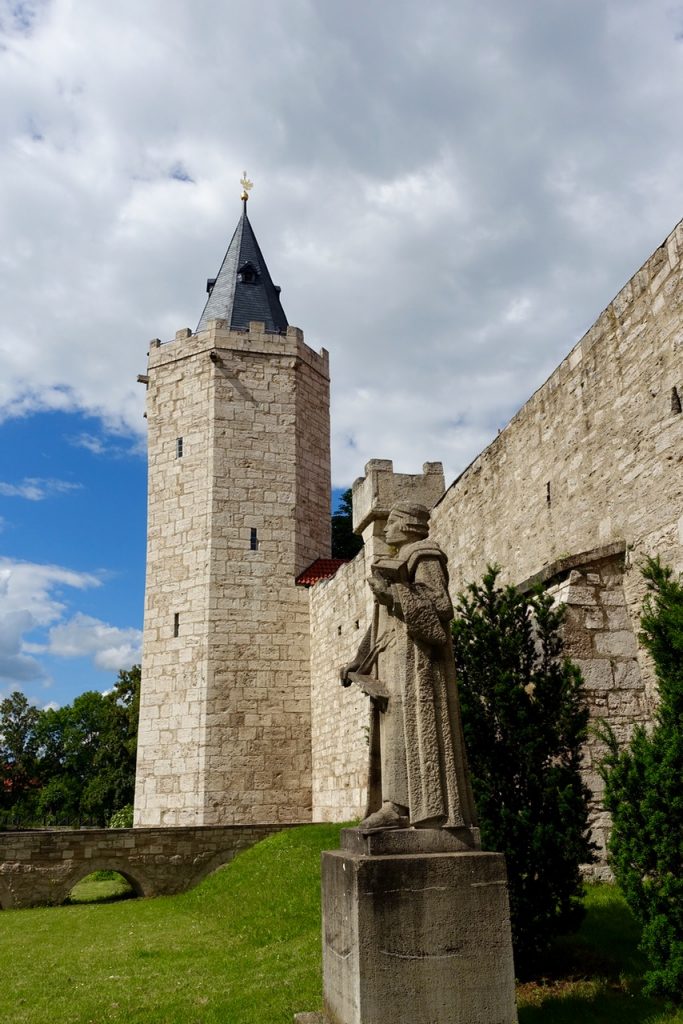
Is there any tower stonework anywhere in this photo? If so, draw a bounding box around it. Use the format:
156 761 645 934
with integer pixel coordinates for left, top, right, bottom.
134 206 331 827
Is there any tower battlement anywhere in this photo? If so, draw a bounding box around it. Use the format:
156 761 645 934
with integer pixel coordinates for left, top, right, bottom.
148 321 329 379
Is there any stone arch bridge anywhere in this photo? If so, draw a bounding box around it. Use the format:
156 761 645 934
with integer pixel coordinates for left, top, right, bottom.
0 824 290 909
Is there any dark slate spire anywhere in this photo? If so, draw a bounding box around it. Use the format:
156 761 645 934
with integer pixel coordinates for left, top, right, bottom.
196 197 288 334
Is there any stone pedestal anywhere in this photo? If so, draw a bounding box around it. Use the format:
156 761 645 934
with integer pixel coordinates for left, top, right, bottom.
317 840 517 1024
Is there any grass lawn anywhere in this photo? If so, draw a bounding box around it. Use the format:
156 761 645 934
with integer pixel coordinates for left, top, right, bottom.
0 823 682 1024
1 823 339 1024
68 871 136 905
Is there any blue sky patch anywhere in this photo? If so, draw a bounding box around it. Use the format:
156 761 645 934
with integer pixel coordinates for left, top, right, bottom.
169 162 194 183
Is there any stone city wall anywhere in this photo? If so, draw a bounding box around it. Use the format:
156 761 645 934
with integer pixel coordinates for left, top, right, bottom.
0 824 288 910
309 220 683 838
432 218 683 701
309 551 371 822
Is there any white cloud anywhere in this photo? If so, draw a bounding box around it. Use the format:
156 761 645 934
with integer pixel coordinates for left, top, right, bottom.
48 612 142 671
0 557 99 684
0 477 80 500
0 557 99 625
0 558 140 688
1 0 683 489
65 430 144 459
67 433 106 455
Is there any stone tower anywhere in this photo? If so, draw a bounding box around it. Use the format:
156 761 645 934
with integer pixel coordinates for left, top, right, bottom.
134 194 331 827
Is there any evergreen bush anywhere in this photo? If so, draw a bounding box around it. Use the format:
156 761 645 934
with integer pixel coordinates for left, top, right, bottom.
452 566 593 975
599 557 683 1002
108 804 134 829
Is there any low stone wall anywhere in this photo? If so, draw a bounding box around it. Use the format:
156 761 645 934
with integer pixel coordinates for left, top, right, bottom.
0 823 290 909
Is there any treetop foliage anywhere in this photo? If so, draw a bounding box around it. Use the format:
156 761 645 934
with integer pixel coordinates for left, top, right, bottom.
331 488 363 560
0 665 140 829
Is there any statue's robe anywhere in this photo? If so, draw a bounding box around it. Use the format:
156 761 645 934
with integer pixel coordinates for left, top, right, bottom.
361 540 478 830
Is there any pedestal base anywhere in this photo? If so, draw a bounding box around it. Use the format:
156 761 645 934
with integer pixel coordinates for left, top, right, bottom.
340 825 480 856
321 849 517 1024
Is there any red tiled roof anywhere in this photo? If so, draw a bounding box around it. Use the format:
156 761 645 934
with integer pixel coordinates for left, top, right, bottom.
295 557 349 587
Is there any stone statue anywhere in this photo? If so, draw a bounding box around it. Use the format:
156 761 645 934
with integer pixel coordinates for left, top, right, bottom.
341 501 478 834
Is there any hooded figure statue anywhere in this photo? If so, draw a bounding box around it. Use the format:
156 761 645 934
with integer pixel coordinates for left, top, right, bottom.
341 501 478 839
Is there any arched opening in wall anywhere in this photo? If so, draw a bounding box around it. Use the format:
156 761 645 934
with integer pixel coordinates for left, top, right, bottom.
64 869 140 906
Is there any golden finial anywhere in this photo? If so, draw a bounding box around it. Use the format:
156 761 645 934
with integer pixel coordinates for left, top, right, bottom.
240 171 253 203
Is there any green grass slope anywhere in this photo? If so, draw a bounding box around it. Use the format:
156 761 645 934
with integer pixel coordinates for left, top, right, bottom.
0 823 340 1024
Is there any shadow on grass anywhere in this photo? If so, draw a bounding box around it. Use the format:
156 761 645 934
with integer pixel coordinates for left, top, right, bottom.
64 889 137 906
519 985 668 1024
515 885 678 1023
572 890 646 973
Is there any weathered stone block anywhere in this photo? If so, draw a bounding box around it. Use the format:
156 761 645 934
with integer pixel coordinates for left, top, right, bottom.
321 849 517 1024
605 607 631 631
572 659 613 691
595 630 638 658
612 661 643 691
562 586 598 607
584 609 605 630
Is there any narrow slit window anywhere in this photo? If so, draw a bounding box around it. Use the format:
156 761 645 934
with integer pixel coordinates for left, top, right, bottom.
173 612 180 638
546 481 551 506
672 386 682 415
176 437 184 458
250 528 258 551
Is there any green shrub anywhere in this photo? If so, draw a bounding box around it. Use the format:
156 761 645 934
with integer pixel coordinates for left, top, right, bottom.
108 804 134 829
452 566 593 976
599 557 683 1002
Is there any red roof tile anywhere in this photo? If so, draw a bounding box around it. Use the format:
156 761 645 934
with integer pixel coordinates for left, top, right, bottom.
295 557 349 587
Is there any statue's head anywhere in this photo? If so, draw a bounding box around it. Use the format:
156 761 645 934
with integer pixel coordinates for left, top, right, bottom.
384 502 430 546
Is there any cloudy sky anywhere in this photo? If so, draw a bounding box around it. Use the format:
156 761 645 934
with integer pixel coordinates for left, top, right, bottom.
1 0 683 707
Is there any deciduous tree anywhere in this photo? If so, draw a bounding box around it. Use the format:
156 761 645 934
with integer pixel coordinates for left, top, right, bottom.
0 691 40 820
1 666 140 828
